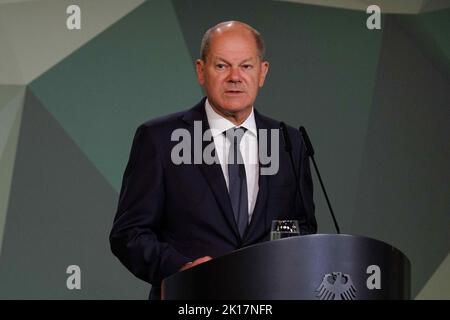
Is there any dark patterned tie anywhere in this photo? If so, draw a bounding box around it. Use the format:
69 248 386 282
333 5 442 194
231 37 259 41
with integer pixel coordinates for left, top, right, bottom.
224 127 248 238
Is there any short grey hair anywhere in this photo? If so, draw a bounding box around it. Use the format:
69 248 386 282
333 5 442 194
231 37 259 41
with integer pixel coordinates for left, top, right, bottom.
200 21 266 61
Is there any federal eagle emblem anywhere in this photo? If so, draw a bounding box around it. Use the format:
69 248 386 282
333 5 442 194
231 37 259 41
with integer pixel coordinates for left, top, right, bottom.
316 272 357 300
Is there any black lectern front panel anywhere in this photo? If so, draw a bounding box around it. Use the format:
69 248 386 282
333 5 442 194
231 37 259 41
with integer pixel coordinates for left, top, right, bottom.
162 234 410 300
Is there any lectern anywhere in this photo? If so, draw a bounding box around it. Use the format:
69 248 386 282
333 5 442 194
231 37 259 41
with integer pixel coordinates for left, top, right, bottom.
162 234 410 300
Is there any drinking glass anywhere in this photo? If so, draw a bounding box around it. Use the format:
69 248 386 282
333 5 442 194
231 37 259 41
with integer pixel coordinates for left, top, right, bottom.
270 220 300 240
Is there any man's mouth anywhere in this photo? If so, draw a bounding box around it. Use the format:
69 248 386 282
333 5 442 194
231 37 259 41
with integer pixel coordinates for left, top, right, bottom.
225 90 244 94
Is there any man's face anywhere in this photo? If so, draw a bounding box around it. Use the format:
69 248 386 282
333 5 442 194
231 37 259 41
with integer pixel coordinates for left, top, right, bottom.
196 28 269 117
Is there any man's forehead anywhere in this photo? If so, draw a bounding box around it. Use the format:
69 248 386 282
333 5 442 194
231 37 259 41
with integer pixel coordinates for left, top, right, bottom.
212 56 257 63
210 27 256 45
208 36 259 59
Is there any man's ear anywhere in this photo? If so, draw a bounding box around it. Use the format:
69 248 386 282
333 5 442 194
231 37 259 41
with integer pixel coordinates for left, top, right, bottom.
196 59 205 86
258 61 270 87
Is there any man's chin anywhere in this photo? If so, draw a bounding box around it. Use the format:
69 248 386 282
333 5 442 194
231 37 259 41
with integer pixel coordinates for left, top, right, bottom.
208 98 252 116
221 100 252 112
221 105 251 115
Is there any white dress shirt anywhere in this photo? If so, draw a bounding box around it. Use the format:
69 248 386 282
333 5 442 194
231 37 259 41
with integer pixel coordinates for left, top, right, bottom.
204 99 259 221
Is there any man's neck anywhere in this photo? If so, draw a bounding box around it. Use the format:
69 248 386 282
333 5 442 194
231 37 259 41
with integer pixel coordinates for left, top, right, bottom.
208 101 252 126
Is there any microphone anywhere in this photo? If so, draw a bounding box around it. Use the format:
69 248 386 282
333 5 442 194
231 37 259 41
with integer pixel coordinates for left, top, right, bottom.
299 126 340 234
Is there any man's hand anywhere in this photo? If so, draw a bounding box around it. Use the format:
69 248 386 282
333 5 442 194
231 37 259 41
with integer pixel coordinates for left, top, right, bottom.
179 256 212 271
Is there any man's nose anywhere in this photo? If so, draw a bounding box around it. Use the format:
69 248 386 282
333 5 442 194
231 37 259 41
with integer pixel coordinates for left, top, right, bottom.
227 67 242 83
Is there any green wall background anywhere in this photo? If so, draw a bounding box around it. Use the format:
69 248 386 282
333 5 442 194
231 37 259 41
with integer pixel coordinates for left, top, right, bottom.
0 0 448 299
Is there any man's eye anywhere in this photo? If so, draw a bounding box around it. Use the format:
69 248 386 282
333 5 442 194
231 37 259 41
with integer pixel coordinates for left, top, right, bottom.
242 64 253 70
216 64 226 69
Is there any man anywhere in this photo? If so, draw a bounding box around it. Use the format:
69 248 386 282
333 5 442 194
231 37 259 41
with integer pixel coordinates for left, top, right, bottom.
110 21 317 300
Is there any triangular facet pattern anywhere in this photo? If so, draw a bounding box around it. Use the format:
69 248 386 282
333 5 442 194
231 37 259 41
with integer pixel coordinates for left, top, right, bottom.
0 85 24 255
0 20 24 84
30 0 201 192
416 253 450 300
0 0 145 84
0 89 149 298
352 16 450 296
275 0 449 13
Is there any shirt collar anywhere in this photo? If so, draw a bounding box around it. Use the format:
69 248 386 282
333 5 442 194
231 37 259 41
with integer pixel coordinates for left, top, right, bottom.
204 98 257 138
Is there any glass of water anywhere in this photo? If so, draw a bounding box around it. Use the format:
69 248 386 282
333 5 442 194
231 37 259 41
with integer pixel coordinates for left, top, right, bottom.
270 220 300 240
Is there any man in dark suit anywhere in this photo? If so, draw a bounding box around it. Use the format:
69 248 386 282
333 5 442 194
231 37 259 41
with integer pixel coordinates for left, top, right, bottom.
110 21 317 299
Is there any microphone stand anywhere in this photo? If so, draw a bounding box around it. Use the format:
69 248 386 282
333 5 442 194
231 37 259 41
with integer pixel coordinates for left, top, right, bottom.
299 126 340 234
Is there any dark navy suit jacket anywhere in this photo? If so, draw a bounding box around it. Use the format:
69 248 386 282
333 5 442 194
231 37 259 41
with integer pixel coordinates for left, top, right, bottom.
109 98 317 299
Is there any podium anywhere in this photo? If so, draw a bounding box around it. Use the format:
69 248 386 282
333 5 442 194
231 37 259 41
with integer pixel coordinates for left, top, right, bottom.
162 234 410 300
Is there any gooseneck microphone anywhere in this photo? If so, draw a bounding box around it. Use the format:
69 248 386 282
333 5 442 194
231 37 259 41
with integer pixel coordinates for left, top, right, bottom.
299 126 340 234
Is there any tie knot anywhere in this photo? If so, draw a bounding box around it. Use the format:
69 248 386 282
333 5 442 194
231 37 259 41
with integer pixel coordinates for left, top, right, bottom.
224 127 247 144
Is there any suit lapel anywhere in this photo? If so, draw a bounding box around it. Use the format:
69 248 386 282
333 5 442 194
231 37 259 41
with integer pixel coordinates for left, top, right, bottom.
182 99 241 240
244 169 269 241
181 100 278 244
243 109 275 242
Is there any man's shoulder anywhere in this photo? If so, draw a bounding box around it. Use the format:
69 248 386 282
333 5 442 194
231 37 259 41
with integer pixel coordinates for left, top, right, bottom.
255 109 302 147
255 109 297 133
137 98 205 133
140 109 187 131
255 110 281 129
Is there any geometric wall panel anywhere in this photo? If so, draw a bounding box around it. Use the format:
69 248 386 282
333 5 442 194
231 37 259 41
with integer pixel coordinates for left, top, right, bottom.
276 0 450 14
0 1 44 3
30 0 202 192
0 89 148 298
416 253 450 300
421 0 450 12
0 0 447 299
402 8 450 81
0 22 24 84
416 8 450 66
352 16 450 297
0 0 145 84
0 85 24 255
